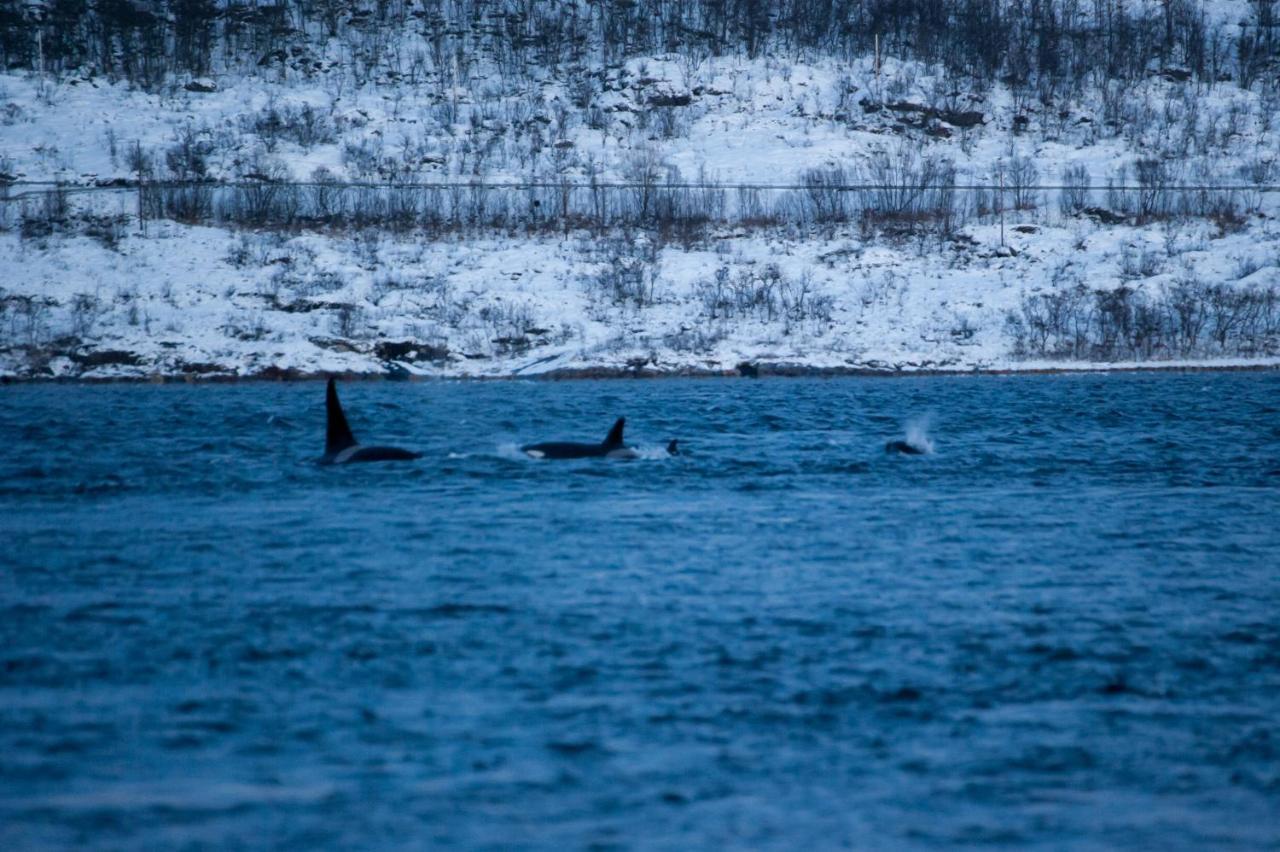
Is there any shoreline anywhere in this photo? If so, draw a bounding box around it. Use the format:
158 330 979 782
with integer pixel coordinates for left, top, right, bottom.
2 360 1277 385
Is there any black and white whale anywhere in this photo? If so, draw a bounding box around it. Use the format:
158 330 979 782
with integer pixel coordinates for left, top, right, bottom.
321 378 421 464
884 439 927 455
522 418 638 460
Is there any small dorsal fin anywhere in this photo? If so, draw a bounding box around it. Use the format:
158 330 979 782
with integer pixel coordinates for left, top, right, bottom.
326 378 358 455
602 417 625 449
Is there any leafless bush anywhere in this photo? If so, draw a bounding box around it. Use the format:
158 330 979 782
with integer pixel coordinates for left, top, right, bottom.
220 158 297 225
225 230 293 269
19 185 70 241
696 265 773 321
802 164 852 224
80 213 129 250
67 293 103 338
651 106 687 140
306 167 345 223
1058 164 1091 217
165 125 212 180
663 323 728 353
857 145 957 235
246 102 336 151
342 138 385 178
590 257 657 308
155 130 215 223
479 301 539 354
1005 155 1040 210
331 304 368 338
1134 158 1177 222
778 270 835 333
694 263 829 330
1007 281 1280 360
5 295 54 346
1119 245 1164 281
1237 158 1275 214
300 271 346 298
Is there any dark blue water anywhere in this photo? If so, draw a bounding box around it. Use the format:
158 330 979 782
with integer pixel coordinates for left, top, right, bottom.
3 374 1279 849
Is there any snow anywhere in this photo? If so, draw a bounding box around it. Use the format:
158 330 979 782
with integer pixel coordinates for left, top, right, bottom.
3 210 1277 379
2 41 1279 379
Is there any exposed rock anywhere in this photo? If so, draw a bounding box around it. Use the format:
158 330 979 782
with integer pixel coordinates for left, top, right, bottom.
172 360 227 374
860 99 984 129
1083 206 1127 225
648 92 692 107
939 109 984 128
309 337 367 353
374 340 450 363
885 100 929 115
257 49 288 67
255 366 306 380
70 349 143 368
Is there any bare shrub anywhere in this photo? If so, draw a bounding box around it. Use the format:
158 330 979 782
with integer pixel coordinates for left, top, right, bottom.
591 258 657 308
6 295 54 346
1005 155 1040 211
695 263 829 331
778 270 835 333
80 213 129 250
479 301 539 354
246 102 336 151
1134 158 1177 222
663 324 728 353
801 164 851 224
1059 164 1091 217
67 293 103 337
1007 281 1280 360
857 145 957 235
1119 245 1164 281
331 304 368 338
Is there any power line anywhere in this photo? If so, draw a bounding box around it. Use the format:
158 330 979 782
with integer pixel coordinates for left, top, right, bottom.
2 179 1279 202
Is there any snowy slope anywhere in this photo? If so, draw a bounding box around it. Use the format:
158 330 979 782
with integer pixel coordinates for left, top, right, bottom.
2 30 1279 378
3 209 1277 379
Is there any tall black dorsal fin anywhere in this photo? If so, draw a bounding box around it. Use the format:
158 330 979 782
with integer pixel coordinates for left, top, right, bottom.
326 378 358 455
602 417 625 449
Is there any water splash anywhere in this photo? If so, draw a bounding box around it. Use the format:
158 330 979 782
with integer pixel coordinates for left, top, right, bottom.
634 444 679 460
902 414 936 454
495 442 528 460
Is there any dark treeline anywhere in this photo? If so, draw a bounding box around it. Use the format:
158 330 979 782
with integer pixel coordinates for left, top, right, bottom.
12 156 1262 247
1 0 1276 92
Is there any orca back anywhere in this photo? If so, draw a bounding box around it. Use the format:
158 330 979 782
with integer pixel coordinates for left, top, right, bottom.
885 439 925 455
522 441 604 459
325 378 359 456
521 417 629 459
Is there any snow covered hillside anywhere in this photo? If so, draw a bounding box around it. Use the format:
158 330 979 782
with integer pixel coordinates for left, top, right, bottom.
3 206 1277 379
1 0 1278 379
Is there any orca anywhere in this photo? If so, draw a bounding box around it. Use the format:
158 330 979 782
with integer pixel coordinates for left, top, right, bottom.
667 439 680 456
885 439 927 455
321 378 422 464
522 417 637 459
